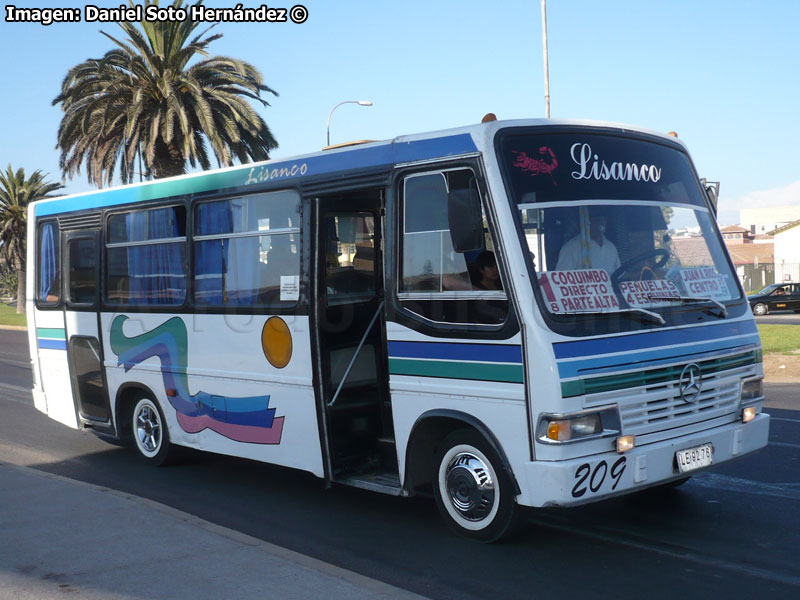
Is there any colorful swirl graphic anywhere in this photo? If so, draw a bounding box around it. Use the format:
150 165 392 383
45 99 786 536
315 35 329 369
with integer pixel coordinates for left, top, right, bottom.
110 315 284 444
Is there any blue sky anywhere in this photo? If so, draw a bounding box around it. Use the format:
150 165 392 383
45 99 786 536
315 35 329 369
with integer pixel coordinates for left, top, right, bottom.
2 0 799 225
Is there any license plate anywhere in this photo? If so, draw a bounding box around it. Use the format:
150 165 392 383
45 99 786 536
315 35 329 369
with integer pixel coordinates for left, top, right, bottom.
675 443 713 473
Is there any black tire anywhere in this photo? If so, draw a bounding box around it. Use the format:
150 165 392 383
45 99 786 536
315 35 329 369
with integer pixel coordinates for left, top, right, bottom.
131 395 173 466
752 303 768 316
432 429 519 542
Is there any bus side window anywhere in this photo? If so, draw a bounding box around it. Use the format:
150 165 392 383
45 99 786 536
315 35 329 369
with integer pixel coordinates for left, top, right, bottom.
398 168 508 325
193 190 301 307
105 206 187 306
37 221 61 305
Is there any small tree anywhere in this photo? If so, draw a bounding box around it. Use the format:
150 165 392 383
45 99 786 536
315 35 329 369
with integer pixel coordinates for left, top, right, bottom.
0 166 64 313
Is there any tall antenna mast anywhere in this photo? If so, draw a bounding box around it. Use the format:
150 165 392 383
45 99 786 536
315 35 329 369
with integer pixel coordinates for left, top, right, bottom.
541 0 551 118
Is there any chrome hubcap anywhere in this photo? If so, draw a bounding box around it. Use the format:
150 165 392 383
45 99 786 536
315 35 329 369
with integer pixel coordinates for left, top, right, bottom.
444 452 495 522
136 404 161 454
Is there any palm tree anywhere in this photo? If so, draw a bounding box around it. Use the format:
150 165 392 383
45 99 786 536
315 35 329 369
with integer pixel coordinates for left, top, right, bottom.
0 166 64 313
53 0 278 187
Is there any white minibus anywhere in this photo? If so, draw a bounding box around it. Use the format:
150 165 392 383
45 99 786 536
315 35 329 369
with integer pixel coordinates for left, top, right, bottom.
27 119 769 540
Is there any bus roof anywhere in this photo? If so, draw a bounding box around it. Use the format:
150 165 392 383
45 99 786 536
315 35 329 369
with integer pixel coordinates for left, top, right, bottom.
33 118 685 218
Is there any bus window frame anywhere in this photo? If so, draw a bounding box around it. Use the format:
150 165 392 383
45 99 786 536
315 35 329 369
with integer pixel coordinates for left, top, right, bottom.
103 202 189 310
95 185 309 316
387 159 520 340
35 219 62 310
191 188 303 311
493 125 750 337
64 232 99 310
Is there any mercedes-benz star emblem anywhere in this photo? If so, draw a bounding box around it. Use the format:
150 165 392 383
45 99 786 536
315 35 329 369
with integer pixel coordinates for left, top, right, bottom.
679 363 702 403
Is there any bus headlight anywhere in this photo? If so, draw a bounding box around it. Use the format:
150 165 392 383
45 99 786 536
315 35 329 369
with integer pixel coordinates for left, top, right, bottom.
740 378 763 404
538 408 620 443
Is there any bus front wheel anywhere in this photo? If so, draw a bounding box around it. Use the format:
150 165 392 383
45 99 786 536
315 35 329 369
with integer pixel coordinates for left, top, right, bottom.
131 395 173 466
432 430 519 542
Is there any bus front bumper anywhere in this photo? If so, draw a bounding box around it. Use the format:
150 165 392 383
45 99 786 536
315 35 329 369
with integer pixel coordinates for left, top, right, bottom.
519 413 770 508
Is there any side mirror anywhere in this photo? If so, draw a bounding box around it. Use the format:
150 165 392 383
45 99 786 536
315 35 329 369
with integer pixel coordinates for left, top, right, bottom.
447 186 483 253
701 178 720 216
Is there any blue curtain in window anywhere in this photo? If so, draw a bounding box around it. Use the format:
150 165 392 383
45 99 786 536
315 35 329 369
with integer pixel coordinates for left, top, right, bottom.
39 223 58 300
194 202 233 304
226 199 260 305
128 209 185 304
127 213 147 303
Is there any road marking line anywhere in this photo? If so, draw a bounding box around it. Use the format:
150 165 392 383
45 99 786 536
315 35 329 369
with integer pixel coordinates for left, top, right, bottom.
0 381 31 395
690 473 800 501
769 441 800 449
526 513 800 587
770 417 800 424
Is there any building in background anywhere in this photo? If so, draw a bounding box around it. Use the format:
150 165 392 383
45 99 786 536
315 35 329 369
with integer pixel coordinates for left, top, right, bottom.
739 206 800 236
720 225 752 243
773 220 800 284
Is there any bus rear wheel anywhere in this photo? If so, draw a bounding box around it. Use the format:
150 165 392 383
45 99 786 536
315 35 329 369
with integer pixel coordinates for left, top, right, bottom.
432 430 519 542
131 395 173 466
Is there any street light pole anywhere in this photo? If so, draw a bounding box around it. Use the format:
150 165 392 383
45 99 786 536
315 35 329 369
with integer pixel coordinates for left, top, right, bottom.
327 100 373 147
541 0 551 118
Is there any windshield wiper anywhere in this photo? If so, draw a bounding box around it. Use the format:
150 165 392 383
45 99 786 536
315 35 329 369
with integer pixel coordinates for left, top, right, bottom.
645 295 728 319
559 308 665 325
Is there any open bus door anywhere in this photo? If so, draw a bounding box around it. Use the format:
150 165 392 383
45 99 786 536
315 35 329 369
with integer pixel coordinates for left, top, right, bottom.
311 189 399 493
62 228 113 431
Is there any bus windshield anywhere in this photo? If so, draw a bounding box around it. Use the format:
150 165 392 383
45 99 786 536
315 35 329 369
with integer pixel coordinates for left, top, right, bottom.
498 131 741 331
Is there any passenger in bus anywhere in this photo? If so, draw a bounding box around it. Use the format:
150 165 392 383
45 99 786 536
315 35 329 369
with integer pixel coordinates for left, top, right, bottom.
472 251 502 290
555 212 621 274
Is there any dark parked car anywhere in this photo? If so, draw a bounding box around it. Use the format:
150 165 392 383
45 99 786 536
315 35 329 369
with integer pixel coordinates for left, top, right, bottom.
748 283 800 315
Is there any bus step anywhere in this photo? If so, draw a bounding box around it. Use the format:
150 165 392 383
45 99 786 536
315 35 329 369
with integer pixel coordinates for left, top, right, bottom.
337 472 406 497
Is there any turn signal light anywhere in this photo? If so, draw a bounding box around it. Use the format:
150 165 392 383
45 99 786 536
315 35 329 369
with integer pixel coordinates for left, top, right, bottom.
742 406 757 423
545 414 603 441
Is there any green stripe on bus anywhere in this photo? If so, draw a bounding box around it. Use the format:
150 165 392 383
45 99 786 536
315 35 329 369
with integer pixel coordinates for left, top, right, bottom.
389 358 524 383
561 350 758 398
36 328 66 340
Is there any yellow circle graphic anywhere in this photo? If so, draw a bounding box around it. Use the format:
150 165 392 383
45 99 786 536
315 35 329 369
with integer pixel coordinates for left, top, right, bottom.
262 317 292 369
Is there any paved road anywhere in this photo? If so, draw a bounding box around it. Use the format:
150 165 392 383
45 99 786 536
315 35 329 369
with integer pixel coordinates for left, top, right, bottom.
2 328 799 599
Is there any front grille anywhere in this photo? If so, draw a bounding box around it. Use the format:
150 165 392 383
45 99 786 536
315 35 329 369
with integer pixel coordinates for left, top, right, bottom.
617 368 743 435
579 350 757 396
582 351 758 436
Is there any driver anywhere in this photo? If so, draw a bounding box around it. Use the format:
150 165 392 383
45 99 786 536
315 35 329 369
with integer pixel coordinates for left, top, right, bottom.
556 212 621 274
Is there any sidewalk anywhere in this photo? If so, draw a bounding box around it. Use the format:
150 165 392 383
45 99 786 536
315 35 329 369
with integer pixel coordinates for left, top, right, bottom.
0 463 427 600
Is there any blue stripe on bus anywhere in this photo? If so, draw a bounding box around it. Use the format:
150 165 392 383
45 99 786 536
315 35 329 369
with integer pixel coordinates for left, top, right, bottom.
552 319 758 360
388 341 523 364
38 339 67 350
35 134 478 217
556 333 761 379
